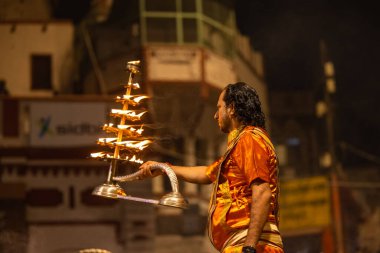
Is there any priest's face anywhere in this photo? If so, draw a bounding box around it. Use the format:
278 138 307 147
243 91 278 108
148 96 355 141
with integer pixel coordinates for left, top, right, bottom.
214 90 233 133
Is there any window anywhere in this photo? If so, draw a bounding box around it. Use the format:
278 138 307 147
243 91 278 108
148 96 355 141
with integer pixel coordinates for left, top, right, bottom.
183 18 197 43
26 188 63 207
2 98 19 137
145 0 176 12
31 54 52 90
202 0 233 26
182 0 196 12
146 18 177 42
141 0 235 57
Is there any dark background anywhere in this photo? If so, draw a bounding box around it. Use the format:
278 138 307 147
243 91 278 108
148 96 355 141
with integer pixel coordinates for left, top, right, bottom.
235 0 380 165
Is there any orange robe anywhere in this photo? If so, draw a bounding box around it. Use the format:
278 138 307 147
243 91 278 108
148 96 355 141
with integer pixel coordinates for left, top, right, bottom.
206 126 284 253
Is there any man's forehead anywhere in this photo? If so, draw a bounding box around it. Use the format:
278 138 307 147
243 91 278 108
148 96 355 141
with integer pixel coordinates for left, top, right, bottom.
217 91 225 105
218 90 225 100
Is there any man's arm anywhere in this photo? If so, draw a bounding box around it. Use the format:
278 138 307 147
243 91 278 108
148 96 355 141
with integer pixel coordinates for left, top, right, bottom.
244 179 272 249
139 161 212 184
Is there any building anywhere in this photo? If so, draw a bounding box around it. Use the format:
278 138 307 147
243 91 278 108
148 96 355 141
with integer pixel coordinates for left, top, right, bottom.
0 0 268 252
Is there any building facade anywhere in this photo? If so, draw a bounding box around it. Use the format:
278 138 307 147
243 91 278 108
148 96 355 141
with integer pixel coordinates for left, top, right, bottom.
0 0 268 252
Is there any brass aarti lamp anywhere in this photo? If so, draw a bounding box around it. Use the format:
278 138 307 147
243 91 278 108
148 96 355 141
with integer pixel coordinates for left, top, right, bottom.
90 60 188 209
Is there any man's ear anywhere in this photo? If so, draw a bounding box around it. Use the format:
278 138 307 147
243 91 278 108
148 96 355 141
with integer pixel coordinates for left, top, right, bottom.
227 104 235 116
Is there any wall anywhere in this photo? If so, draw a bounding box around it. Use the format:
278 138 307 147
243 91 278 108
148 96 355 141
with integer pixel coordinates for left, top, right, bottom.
0 0 51 21
0 21 74 96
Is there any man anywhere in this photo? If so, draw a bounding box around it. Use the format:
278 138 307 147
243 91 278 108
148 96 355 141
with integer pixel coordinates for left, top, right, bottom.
140 82 284 253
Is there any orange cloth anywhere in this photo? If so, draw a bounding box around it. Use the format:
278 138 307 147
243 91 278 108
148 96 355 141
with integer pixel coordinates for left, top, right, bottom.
206 126 283 252
224 244 284 253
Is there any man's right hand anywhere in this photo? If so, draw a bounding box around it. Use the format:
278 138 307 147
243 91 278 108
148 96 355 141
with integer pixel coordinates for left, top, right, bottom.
138 161 165 179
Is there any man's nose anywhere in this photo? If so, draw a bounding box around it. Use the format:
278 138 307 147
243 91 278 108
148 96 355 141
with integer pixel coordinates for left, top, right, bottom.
214 112 218 120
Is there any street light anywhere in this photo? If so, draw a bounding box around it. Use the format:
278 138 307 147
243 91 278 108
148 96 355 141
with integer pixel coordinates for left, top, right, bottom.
319 40 344 253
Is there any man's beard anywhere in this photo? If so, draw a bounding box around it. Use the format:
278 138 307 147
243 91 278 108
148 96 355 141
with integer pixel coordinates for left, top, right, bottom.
219 119 231 133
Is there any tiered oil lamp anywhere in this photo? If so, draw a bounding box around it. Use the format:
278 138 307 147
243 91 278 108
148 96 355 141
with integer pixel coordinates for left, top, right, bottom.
90 60 188 209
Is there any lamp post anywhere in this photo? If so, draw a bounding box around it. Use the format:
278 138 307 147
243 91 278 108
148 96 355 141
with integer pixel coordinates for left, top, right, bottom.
317 41 336 169
318 40 344 253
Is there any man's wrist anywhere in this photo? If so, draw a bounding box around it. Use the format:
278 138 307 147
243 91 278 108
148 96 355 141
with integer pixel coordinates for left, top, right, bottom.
242 246 256 253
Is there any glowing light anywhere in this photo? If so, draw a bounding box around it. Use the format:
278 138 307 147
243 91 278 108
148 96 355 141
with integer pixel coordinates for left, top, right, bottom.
90 152 104 158
125 82 140 89
111 110 146 121
90 152 144 164
116 140 152 150
103 124 116 133
115 95 148 106
90 152 113 159
124 95 148 103
90 61 152 167
98 138 117 143
117 125 144 136
129 155 144 164
112 110 141 116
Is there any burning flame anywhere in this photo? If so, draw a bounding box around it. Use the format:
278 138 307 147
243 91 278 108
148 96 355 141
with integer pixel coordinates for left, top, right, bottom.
91 152 109 158
90 63 152 167
111 109 146 121
98 137 117 143
102 123 116 133
116 95 149 106
128 155 143 164
117 125 144 136
102 124 144 136
97 138 152 152
115 140 152 151
123 95 149 103
90 152 144 164
124 82 140 89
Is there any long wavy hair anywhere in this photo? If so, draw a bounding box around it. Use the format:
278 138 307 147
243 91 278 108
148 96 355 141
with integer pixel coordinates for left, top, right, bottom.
223 82 266 129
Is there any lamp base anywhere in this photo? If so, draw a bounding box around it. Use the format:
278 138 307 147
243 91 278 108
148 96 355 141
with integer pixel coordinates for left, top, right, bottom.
159 192 189 209
92 183 126 199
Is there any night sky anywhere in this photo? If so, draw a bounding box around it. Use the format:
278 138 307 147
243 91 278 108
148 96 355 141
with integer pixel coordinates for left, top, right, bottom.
235 0 380 165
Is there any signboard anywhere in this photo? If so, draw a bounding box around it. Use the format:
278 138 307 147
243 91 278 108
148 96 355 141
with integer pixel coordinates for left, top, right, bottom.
279 176 331 232
204 50 237 89
146 46 202 82
30 102 106 147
